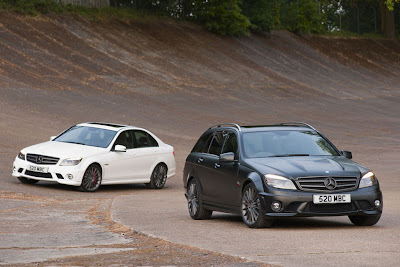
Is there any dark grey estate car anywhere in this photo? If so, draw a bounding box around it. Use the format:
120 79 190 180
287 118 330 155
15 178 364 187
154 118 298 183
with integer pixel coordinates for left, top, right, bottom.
183 122 382 228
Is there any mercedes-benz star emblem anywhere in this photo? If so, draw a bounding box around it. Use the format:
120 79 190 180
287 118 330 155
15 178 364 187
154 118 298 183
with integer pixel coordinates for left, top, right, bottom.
324 177 337 190
36 156 43 164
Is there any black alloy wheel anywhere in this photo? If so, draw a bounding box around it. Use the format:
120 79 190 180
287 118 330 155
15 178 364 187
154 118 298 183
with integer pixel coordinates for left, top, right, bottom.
187 179 213 220
349 214 381 226
146 164 167 189
241 183 273 228
79 164 102 192
18 177 39 184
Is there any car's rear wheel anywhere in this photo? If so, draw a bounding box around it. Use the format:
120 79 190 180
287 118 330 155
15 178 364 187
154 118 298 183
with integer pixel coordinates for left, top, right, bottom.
18 177 39 184
187 178 213 220
79 164 102 192
348 214 381 226
146 164 167 189
241 183 273 228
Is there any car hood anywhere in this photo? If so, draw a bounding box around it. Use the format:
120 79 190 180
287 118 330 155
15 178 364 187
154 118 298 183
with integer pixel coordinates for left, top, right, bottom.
244 156 367 179
21 141 107 160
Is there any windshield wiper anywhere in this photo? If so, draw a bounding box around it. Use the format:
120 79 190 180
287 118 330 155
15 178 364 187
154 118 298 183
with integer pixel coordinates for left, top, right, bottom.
62 141 86 145
270 154 309 157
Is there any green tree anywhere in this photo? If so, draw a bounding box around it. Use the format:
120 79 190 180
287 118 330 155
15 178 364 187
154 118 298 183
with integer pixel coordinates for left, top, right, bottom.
199 0 250 36
279 0 326 33
241 0 275 32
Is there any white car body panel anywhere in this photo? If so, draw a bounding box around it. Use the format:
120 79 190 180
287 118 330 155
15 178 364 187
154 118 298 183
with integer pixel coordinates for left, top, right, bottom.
12 123 176 189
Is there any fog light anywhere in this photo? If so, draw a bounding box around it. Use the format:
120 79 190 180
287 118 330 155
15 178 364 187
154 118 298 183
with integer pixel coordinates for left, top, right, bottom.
67 174 73 180
271 201 283 212
374 200 381 208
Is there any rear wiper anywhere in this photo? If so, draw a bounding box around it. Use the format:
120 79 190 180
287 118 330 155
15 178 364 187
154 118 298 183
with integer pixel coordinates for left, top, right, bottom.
270 154 309 157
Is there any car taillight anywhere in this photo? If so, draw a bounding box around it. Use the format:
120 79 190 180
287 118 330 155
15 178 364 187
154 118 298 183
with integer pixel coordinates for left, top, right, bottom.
173 151 175 156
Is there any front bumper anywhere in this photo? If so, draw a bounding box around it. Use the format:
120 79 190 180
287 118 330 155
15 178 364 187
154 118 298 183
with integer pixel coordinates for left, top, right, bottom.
12 157 83 186
259 186 383 217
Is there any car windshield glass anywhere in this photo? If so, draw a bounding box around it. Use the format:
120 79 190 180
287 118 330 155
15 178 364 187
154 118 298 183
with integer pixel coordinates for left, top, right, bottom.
54 126 117 148
243 130 339 158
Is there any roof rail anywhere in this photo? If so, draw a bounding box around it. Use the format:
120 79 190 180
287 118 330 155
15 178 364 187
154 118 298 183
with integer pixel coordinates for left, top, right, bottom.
275 122 317 131
209 123 242 132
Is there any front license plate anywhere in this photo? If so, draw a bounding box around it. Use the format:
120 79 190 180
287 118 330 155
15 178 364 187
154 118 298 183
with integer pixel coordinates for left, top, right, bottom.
313 194 351 204
28 165 49 173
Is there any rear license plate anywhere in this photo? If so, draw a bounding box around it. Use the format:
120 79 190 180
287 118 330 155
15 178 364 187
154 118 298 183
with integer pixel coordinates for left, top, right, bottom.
313 194 351 204
28 165 49 173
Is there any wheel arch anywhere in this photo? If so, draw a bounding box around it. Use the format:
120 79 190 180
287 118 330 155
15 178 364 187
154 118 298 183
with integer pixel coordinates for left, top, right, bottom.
241 172 264 194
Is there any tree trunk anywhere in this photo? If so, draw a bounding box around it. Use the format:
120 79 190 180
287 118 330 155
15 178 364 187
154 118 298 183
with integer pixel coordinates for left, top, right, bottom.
380 0 396 39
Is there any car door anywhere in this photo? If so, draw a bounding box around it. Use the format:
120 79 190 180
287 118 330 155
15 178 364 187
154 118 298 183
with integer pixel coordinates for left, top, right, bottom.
131 130 160 180
214 131 241 207
196 131 226 204
104 130 137 182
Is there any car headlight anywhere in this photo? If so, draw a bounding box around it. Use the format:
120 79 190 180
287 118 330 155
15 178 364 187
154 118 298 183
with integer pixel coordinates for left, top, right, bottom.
60 157 82 166
18 151 26 160
359 171 378 188
265 174 297 190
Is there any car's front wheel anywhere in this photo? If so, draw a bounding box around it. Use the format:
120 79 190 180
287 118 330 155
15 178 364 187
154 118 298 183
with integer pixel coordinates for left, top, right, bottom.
241 183 273 228
79 164 102 192
18 177 39 184
348 214 381 226
146 164 167 189
187 178 213 220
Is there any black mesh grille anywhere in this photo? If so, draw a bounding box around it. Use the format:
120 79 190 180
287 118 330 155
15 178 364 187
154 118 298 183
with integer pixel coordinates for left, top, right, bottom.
305 203 355 213
27 154 59 165
297 176 358 192
25 170 52 178
358 200 372 210
285 202 303 212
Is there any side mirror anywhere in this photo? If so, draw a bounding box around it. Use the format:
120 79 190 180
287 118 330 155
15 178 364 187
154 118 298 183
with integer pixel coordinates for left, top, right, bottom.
114 145 127 152
341 150 352 159
219 152 236 162
50 136 56 141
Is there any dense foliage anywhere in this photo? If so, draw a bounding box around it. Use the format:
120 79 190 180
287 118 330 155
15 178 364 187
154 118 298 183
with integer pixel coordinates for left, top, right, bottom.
1 0 399 37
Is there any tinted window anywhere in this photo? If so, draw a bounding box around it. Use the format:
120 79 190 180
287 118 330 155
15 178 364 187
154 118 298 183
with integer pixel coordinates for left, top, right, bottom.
54 126 117 148
243 130 339 158
133 130 159 148
222 132 238 155
192 132 213 153
208 132 225 156
114 130 134 149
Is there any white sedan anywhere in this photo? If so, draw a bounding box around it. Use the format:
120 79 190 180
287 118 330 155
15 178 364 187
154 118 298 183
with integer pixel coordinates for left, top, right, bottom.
12 122 176 192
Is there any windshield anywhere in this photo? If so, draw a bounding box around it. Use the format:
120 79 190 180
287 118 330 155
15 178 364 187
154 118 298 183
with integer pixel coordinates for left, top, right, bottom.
54 126 117 148
242 130 340 158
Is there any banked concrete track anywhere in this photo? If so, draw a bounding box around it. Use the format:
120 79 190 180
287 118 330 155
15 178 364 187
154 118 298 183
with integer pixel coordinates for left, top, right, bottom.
1 12 400 266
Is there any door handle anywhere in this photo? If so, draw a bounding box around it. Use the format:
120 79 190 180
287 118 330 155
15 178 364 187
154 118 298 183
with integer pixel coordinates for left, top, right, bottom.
214 163 221 168
197 157 204 163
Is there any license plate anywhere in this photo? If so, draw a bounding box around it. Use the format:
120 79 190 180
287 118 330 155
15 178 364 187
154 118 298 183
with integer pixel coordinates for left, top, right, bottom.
28 165 49 173
313 194 351 204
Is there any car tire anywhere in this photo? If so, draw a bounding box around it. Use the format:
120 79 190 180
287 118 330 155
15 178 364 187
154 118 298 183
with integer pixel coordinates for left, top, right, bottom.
79 164 102 192
146 164 167 189
348 214 381 226
241 183 273 228
18 177 39 184
187 178 213 220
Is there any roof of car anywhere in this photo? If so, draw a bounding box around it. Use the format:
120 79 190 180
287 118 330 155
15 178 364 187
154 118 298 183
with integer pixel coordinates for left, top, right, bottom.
78 122 141 131
208 122 317 133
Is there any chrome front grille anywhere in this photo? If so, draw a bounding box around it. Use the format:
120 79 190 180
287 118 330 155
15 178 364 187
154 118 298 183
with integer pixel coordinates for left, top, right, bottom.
26 154 59 165
296 176 358 192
